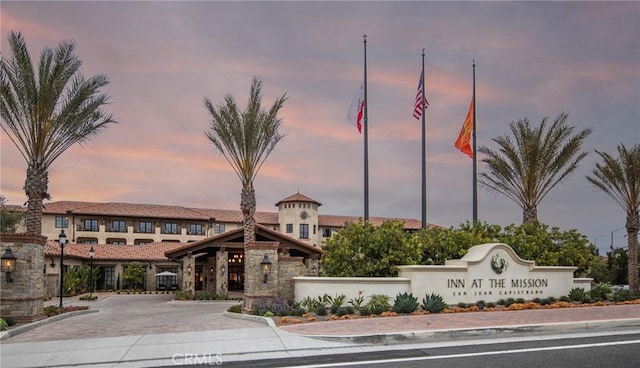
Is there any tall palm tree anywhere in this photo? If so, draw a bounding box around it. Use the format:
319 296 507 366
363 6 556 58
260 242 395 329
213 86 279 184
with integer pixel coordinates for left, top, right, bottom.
478 113 592 223
587 144 640 294
204 77 286 244
0 31 115 235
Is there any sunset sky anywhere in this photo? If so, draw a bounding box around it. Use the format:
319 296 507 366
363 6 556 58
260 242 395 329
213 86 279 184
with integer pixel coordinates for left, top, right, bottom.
1 1 638 254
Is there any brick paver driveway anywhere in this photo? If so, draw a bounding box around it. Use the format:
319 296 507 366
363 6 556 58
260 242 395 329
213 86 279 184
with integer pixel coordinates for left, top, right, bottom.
3 293 263 343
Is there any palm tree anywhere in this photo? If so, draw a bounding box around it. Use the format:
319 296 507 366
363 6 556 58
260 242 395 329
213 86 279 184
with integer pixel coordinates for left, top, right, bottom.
0 31 115 235
587 144 640 294
478 113 592 223
204 77 286 244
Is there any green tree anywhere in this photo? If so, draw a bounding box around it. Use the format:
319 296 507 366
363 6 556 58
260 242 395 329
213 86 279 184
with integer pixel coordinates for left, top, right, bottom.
0 195 24 232
204 77 286 245
123 262 145 290
321 220 422 277
413 221 596 277
479 113 591 223
0 31 115 235
587 143 640 293
607 248 628 285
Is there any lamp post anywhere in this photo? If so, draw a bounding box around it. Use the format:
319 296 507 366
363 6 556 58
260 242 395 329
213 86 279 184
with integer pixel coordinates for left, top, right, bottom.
89 246 94 299
610 226 625 251
58 230 67 308
1 248 17 283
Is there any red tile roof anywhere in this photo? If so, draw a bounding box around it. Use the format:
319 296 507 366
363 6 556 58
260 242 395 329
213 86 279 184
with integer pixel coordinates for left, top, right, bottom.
43 201 211 220
38 198 431 230
275 192 322 207
45 241 182 261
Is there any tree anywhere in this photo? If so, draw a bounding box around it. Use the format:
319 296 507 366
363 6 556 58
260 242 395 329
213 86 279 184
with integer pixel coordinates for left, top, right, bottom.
204 77 286 244
321 220 422 277
123 262 145 290
479 113 591 223
0 31 115 235
587 143 640 293
0 195 24 232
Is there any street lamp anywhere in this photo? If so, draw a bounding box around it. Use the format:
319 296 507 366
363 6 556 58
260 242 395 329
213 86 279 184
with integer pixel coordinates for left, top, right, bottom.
89 246 94 299
58 230 67 308
610 226 625 251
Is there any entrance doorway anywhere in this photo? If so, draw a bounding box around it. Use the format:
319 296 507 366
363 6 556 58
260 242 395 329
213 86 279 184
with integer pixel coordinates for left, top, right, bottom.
228 251 244 291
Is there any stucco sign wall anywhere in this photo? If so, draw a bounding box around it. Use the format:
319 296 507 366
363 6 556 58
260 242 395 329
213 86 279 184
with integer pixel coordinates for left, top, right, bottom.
398 243 581 305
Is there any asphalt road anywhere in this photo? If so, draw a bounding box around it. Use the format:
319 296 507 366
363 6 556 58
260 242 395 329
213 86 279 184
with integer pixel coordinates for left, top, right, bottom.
215 331 640 368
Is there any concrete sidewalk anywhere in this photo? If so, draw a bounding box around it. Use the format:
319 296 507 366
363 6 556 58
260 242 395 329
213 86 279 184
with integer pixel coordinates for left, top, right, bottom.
1 301 639 368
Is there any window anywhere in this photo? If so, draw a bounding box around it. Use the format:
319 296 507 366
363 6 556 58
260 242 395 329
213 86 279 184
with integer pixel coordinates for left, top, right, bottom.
300 224 309 239
135 239 152 245
102 266 115 290
107 239 126 245
188 223 203 235
55 216 68 228
83 219 98 231
164 222 178 234
214 223 225 234
322 228 331 237
286 224 293 233
313 225 316 235
112 220 127 232
81 239 98 244
138 221 153 233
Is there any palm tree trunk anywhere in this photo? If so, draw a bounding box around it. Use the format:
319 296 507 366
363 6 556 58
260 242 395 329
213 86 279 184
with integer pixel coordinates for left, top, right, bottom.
241 183 256 245
627 210 639 294
522 205 538 224
24 165 49 235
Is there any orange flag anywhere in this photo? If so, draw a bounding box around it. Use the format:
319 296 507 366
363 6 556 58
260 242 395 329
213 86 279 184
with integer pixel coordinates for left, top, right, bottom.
455 99 474 158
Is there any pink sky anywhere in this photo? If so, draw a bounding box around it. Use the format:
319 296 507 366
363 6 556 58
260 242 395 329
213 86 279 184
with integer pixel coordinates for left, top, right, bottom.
1 1 638 254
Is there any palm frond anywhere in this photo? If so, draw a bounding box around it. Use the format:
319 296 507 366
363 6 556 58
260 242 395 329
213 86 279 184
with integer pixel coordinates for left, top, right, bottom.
204 77 286 187
479 113 591 222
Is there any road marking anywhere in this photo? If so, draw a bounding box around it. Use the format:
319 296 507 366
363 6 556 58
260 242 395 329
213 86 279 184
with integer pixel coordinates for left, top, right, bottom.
284 339 640 368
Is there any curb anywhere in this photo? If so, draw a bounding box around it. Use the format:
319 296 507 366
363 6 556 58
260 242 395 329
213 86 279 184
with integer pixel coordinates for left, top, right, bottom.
0 309 99 341
223 311 276 327
302 318 640 345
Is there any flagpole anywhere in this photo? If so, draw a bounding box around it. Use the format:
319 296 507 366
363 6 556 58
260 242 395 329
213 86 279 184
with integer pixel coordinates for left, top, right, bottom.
421 49 427 229
363 34 369 223
472 59 478 224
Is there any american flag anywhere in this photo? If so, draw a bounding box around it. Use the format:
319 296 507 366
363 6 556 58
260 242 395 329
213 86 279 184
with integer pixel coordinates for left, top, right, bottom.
413 70 429 119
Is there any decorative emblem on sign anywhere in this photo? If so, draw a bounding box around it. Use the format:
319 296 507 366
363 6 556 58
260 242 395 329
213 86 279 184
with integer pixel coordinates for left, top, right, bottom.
491 253 509 274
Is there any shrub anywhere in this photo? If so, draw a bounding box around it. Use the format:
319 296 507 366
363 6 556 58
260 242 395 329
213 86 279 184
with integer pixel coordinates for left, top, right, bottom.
532 298 541 304
613 289 634 302
393 292 419 314
475 300 486 310
497 299 506 306
348 291 366 310
485 302 496 308
288 307 306 316
457 302 468 308
336 307 352 316
365 294 391 315
255 296 291 316
590 283 612 302
195 292 218 300
174 291 191 300
79 294 97 301
326 293 346 310
359 307 372 316
263 311 274 317
559 296 570 302
0 318 7 331
516 298 526 304
315 306 328 316
505 298 516 307
301 295 327 312
422 293 446 313
548 296 557 303
227 305 242 313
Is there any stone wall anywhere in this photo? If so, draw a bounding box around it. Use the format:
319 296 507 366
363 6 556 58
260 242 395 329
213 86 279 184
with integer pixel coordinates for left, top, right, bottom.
243 242 278 313
278 256 307 301
0 233 46 323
